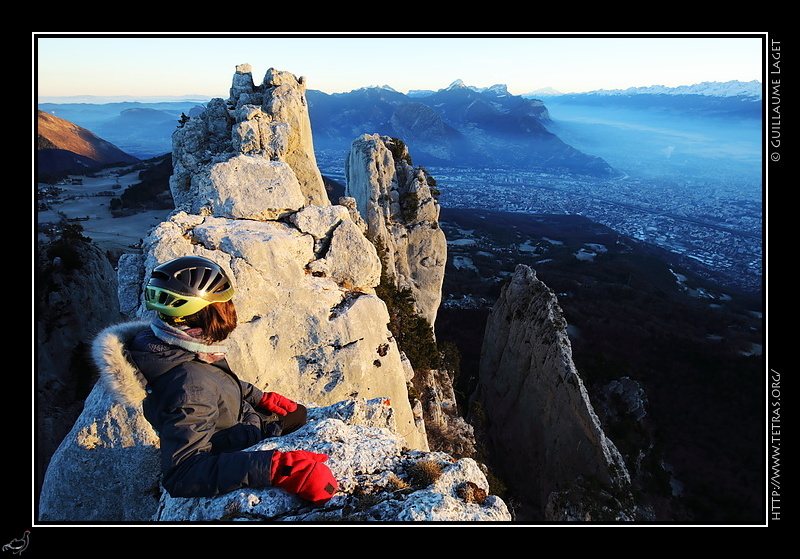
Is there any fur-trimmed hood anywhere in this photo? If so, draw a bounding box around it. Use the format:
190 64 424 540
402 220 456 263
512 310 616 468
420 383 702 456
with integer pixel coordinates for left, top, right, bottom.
92 320 210 408
92 320 151 407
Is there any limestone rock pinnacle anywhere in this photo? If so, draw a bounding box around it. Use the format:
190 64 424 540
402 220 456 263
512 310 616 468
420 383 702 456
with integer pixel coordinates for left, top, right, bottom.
171 65 329 211
474 264 634 520
345 134 447 329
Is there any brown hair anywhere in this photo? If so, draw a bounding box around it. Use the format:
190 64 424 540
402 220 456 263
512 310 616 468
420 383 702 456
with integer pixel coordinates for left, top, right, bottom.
179 300 238 342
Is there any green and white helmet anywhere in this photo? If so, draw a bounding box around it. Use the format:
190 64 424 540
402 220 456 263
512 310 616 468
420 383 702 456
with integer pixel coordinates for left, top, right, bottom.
144 256 235 318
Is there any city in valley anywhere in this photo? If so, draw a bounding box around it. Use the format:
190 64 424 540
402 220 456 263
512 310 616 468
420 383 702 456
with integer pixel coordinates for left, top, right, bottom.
320 146 762 297
426 167 759 295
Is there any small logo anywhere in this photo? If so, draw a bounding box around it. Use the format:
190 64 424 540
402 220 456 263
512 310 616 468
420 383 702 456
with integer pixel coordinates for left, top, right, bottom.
2 531 29 555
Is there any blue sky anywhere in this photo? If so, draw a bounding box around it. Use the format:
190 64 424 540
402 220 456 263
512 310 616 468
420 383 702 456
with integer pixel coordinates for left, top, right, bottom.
34 33 766 99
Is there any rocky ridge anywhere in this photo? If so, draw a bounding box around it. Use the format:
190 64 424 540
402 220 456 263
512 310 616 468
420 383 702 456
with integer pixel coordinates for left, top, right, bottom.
38 64 510 523
308 81 617 176
37 110 140 175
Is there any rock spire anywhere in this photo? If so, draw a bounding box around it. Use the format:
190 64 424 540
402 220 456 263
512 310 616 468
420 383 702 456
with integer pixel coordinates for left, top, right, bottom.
474 265 634 520
345 134 447 329
170 64 329 211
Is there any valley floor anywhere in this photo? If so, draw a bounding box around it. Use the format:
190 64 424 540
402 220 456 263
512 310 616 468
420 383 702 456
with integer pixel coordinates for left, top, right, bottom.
36 167 172 256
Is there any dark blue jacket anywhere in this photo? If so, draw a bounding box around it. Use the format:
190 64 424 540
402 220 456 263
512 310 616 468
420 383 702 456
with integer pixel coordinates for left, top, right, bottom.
127 328 276 498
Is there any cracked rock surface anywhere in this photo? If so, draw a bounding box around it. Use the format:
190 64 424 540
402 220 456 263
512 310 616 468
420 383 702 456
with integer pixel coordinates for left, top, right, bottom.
154 398 511 522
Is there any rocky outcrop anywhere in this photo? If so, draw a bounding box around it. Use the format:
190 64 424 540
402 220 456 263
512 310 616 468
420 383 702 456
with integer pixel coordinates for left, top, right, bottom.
35 237 124 502
130 67 430 453
38 65 508 523
154 398 509 522
117 208 420 448
473 265 634 520
342 134 467 459
344 134 447 329
38 322 162 522
170 64 328 211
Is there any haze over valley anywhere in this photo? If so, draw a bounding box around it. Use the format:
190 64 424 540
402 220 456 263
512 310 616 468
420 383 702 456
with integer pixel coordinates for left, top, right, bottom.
38 78 763 296
315 81 763 295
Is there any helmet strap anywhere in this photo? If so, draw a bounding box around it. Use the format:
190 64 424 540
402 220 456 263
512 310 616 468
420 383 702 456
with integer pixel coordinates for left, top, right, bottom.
160 313 186 324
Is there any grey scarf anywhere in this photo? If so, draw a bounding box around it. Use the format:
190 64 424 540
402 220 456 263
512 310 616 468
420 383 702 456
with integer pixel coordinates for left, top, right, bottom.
150 318 228 363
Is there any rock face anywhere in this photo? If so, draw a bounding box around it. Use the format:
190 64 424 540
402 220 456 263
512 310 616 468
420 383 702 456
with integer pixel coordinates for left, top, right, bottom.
170 64 329 211
344 134 447 329
38 322 162 522
118 209 419 447
154 398 509 522
38 65 509 523
35 238 125 502
474 265 634 520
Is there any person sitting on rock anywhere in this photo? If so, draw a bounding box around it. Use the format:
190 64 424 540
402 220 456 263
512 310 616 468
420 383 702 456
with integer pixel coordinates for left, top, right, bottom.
119 255 338 502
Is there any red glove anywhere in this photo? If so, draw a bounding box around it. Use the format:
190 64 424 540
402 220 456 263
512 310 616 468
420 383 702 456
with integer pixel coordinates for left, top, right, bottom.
270 450 338 503
259 392 298 416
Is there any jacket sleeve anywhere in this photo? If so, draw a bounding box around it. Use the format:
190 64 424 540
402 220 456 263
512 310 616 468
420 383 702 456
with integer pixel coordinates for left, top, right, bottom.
155 366 274 498
239 379 265 409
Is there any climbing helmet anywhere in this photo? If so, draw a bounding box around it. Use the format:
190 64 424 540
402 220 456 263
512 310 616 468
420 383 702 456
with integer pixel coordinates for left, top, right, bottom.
144 255 234 317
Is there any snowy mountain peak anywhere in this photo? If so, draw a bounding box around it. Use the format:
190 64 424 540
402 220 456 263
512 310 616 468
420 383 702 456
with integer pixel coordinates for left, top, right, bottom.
526 86 565 97
591 80 762 99
445 79 509 96
523 80 762 100
356 84 399 93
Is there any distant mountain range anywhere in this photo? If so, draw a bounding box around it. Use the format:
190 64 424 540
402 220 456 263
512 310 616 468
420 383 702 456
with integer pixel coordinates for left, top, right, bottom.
306 80 616 176
36 79 762 179
38 82 618 177
526 79 763 99
534 80 762 121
